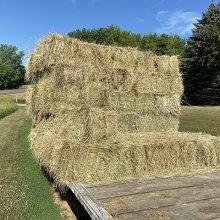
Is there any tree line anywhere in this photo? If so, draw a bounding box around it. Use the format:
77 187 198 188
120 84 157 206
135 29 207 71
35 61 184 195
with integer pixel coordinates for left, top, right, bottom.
68 26 185 57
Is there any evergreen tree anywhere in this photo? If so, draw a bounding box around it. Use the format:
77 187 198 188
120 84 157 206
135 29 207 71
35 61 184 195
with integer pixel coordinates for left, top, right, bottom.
183 1 220 105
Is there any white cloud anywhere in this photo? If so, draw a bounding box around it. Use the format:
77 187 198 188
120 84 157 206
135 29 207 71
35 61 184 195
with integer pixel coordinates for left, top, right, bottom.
156 10 200 36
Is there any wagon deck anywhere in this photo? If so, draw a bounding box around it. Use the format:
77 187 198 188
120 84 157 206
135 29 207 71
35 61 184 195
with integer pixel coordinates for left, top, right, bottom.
70 171 220 220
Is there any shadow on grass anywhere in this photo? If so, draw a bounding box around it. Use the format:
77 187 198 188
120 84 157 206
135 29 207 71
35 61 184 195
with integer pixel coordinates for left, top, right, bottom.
42 167 91 220
60 189 92 220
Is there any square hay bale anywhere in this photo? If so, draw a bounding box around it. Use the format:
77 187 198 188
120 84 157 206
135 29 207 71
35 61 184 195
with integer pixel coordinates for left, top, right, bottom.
29 129 220 185
27 35 182 96
27 34 183 133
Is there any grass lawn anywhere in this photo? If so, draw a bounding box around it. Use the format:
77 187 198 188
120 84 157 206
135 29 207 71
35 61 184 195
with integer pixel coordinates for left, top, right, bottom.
12 93 27 104
0 96 18 119
180 106 220 136
19 84 30 90
0 108 63 220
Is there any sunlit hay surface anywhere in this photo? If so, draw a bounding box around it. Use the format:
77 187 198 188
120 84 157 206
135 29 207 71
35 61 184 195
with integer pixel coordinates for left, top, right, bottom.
26 33 220 186
30 126 220 185
27 34 183 97
27 34 183 134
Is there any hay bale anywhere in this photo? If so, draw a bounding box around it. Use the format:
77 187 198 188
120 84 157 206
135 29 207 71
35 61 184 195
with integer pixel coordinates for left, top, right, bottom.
27 34 183 134
29 128 220 185
27 35 183 96
26 34 220 186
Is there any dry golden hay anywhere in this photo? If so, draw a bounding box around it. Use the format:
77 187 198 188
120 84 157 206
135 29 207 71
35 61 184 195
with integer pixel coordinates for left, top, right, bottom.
29 126 220 185
26 33 220 186
27 34 183 96
27 33 183 133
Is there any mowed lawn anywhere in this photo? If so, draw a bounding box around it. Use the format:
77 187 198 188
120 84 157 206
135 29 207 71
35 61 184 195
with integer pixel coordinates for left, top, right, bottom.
0 96 18 119
180 106 220 136
0 107 63 220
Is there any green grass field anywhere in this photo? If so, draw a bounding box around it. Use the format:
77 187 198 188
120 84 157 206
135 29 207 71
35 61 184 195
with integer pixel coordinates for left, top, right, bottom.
0 96 18 119
0 108 63 220
180 106 220 136
0 93 26 119
13 93 26 104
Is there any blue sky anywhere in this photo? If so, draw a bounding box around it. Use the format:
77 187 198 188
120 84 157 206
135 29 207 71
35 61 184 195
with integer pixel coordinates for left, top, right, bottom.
0 0 217 61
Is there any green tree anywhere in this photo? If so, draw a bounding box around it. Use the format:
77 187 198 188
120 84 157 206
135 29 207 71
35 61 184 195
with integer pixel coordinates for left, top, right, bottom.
68 26 185 56
183 1 220 105
140 34 185 56
68 25 141 48
0 44 25 89
140 34 158 53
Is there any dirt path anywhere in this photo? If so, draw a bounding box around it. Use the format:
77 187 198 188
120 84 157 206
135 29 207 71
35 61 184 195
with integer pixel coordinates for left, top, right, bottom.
0 89 26 96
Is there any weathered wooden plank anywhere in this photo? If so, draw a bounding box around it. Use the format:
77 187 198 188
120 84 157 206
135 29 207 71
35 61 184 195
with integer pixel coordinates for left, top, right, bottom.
87 172 220 200
101 183 220 216
116 197 220 220
69 183 113 220
70 172 220 219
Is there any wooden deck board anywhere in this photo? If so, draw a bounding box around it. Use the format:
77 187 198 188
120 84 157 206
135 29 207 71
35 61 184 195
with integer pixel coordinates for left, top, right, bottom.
117 197 220 220
87 172 220 200
100 184 220 216
69 183 113 220
70 171 220 219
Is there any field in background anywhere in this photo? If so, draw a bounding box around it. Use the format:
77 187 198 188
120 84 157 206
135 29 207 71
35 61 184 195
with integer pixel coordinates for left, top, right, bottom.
12 93 26 104
0 93 26 119
0 96 18 119
180 106 220 136
19 85 29 90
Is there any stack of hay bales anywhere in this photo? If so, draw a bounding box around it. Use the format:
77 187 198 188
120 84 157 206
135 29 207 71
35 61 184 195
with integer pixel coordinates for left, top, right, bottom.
27 34 220 186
